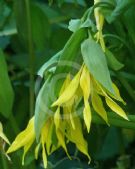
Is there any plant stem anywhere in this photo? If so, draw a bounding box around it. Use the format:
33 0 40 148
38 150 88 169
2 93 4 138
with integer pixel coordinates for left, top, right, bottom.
25 0 35 117
92 113 135 130
1 153 8 169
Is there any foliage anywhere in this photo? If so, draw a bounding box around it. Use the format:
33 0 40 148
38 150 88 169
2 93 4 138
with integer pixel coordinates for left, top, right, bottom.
0 0 135 169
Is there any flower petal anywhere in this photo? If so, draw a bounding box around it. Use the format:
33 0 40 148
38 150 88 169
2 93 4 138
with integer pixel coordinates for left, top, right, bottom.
7 117 35 154
110 83 126 104
70 112 75 130
80 65 90 99
105 97 128 120
52 69 82 107
80 65 92 132
46 122 54 155
56 129 71 159
83 99 92 133
66 116 90 162
54 107 61 130
42 143 47 168
59 74 71 96
92 92 109 125
35 143 40 159
22 138 34 165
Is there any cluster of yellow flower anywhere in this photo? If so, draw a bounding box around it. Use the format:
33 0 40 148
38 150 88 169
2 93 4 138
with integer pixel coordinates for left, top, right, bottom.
6 64 128 168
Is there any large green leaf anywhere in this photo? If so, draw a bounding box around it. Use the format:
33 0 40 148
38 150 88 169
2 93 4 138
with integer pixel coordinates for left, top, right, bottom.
54 28 87 95
56 28 86 74
0 49 14 118
14 0 50 51
81 39 114 94
34 76 52 140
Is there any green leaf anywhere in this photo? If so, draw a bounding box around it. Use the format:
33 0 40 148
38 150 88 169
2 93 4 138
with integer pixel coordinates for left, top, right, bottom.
31 2 50 50
0 49 14 118
105 49 124 71
123 6 135 45
96 127 120 160
68 18 95 33
54 28 87 95
14 0 50 51
56 28 86 74
106 0 135 23
81 38 114 94
68 19 81 32
34 76 52 140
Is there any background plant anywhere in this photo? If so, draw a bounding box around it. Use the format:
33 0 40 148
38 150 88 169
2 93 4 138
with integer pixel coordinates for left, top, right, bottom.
0 0 135 169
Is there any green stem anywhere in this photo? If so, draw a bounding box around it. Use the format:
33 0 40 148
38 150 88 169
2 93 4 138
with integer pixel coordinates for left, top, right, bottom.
25 0 35 117
107 112 135 122
1 153 8 169
92 113 135 130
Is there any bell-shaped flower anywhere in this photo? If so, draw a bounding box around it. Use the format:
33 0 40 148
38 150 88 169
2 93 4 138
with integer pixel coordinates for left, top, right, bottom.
7 117 35 165
52 64 128 135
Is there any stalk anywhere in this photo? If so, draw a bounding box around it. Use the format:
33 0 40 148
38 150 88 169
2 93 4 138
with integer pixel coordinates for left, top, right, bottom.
25 0 35 117
92 113 135 130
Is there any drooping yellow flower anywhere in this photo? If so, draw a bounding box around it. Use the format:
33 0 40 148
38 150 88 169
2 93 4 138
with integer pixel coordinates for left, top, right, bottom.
6 117 55 168
7 117 35 165
80 65 92 132
52 72 90 161
94 0 106 52
7 65 128 168
52 64 128 134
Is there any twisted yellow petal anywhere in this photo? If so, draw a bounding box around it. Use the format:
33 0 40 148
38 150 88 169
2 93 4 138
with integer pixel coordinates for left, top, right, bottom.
7 117 35 154
105 97 128 120
46 122 54 155
35 143 40 159
54 107 61 130
56 129 71 159
80 65 92 132
59 74 71 95
41 138 47 168
52 69 82 107
22 139 34 165
66 116 90 162
110 83 126 104
92 92 109 125
41 119 52 168
95 81 128 121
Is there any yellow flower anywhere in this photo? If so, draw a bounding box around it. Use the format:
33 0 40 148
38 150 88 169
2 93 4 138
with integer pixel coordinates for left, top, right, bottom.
7 66 128 168
52 64 128 134
7 117 35 165
94 0 106 52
